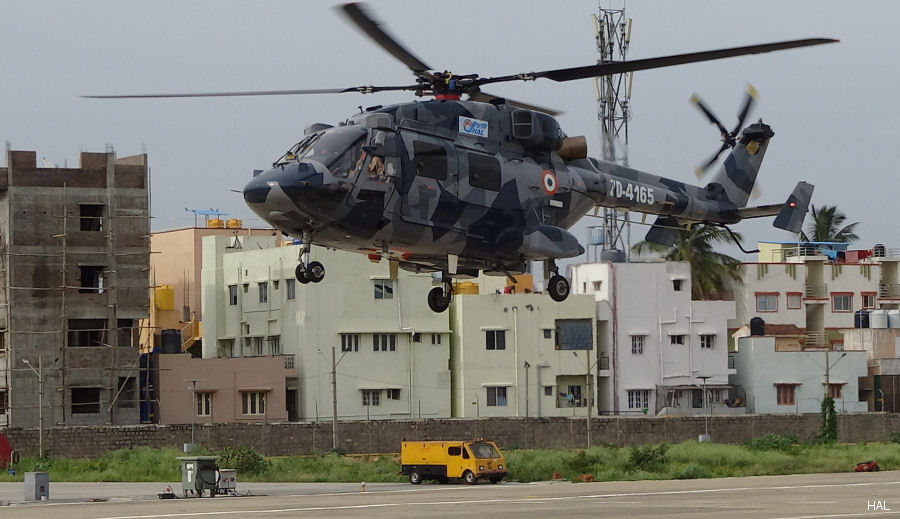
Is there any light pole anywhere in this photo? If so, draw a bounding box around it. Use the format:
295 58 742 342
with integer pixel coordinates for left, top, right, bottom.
22 356 43 459
697 375 712 442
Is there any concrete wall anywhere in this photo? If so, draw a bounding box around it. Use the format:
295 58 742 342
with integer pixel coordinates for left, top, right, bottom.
4 413 900 458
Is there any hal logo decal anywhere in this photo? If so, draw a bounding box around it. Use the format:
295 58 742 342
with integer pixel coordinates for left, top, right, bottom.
459 116 489 138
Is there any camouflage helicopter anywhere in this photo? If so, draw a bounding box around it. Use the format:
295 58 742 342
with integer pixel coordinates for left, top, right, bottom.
88 3 834 313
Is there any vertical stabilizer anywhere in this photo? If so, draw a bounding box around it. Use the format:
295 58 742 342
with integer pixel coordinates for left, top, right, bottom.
707 121 774 208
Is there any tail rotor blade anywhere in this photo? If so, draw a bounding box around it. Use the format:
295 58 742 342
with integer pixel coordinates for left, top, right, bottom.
732 83 759 134
691 94 728 137
696 142 730 178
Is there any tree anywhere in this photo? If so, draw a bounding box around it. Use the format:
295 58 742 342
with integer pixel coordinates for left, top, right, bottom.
799 205 860 243
632 224 743 300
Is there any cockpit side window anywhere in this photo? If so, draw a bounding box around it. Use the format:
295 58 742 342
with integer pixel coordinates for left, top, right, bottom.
412 140 447 180
275 126 367 178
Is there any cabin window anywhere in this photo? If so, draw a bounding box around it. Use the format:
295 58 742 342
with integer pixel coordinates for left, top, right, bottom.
412 140 447 180
468 153 501 191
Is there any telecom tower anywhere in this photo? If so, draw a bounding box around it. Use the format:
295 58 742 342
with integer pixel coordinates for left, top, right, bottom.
588 3 633 262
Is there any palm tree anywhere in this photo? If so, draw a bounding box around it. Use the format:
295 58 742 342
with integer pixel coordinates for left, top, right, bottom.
632 224 743 300
799 205 859 243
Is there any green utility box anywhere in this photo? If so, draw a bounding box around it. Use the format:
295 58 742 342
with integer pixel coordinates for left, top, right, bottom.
177 456 219 497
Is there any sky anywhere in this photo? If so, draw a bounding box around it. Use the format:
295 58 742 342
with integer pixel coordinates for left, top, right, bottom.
1 0 897 261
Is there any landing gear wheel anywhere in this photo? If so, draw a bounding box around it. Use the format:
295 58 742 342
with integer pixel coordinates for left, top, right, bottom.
408 471 422 485
463 470 477 485
295 264 310 284
428 286 452 313
547 275 570 302
307 261 325 283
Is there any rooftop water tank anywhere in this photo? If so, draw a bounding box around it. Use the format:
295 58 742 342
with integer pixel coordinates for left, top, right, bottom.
225 218 242 229
207 218 224 229
887 309 900 329
750 317 765 336
154 284 175 311
453 281 479 295
870 309 889 329
854 309 870 329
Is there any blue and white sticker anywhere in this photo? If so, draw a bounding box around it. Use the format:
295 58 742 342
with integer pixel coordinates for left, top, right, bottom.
458 116 489 138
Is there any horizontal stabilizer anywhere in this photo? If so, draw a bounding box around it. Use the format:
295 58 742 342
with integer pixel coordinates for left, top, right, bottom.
773 181 814 233
645 216 684 246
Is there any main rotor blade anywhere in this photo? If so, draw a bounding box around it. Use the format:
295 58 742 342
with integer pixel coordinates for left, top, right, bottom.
477 38 838 86
81 85 418 99
339 2 431 76
468 90 561 116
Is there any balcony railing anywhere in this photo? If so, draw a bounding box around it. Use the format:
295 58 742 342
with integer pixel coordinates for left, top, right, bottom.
804 282 827 299
805 331 827 348
879 283 900 299
282 354 295 369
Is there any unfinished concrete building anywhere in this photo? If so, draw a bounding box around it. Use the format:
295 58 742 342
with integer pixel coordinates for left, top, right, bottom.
0 147 150 429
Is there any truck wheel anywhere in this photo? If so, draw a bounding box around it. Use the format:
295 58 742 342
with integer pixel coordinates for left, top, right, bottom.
409 471 422 485
463 470 477 485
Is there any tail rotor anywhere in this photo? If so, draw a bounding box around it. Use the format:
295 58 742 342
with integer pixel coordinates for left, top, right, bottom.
692 83 758 180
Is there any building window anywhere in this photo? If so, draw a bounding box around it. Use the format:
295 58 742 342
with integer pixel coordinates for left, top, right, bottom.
486 386 508 406
68 319 106 347
267 336 281 355
71 387 101 414
243 283 249 293
544 386 553 396
228 285 238 306
756 293 778 312
373 334 396 352
286 279 296 300
631 335 645 355
831 292 852 312
79 265 105 293
241 391 266 415
593 280 602 291
627 389 650 409
387 389 401 400
218 339 235 358
79 204 104 231
775 384 797 406
258 282 268 303
362 390 381 406
0 331 5 354
543 329 552 339
827 383 843 399
672 279 684 291
374 279 394 299
787 292 802 310
0 389 7 417
700 334 715 349
342 333 360 352
273 280 279 290
196 392 213 417
486 330 506 350
252 337 264 356
555 319 593 350
862 292 876 309
431 333 442 345
670 335 686 345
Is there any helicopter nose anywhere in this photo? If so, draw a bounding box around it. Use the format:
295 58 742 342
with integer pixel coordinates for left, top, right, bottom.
242 175 272 205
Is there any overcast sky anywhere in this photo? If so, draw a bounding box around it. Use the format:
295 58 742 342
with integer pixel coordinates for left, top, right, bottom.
2 1 896 260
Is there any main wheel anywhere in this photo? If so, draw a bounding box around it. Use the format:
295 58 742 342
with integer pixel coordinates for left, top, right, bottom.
307 261 325 283
463 470 477 485
547 275 570 302
408 471 422 485
427 286 451 313
295 264 311 284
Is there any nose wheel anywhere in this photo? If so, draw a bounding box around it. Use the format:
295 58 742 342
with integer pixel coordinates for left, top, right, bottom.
545 261 570 302
427 279 453 313
294 231 325 284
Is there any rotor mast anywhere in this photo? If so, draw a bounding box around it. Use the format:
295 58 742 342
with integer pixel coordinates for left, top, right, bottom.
591 2 633 260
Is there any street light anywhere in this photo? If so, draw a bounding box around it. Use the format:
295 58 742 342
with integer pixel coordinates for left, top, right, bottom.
21 356 43 459
697 375 712 442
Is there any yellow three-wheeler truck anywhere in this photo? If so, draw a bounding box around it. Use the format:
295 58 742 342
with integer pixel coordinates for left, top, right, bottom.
400 440 507 485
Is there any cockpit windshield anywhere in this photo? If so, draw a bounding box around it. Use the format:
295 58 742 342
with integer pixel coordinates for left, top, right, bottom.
275 126 367 178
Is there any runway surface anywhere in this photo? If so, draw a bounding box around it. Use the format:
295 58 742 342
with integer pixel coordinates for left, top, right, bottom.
1 471 899 518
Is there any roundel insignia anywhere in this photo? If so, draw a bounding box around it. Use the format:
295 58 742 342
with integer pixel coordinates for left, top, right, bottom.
542 170 558 195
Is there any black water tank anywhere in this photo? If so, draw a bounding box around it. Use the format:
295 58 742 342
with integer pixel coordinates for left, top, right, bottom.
750 317 765 336
855 309 870 329
160 329 182 354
